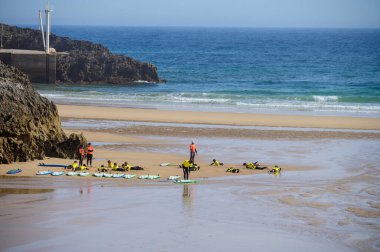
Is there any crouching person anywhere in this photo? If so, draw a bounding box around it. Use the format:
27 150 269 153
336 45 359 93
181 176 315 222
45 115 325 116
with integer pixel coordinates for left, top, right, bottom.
181 160 192 180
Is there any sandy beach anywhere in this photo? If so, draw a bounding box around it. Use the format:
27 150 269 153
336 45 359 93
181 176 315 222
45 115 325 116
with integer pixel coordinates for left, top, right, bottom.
57 104 380 130
2 104 379 180
1 104 380 252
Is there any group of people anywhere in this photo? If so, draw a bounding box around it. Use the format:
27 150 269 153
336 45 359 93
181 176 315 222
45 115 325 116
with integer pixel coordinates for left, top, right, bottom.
99 161 144 172
73 140 281 179
181 141 198 180
69 161 88 171
78 143 94 167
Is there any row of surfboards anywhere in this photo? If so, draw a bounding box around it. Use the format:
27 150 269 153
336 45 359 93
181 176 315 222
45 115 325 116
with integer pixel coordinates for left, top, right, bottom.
36 170 165 179
32 170 198 183
6 168 198 183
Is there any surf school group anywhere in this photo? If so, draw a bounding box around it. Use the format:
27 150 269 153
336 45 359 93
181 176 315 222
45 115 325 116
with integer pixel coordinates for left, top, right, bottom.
7 140 283 181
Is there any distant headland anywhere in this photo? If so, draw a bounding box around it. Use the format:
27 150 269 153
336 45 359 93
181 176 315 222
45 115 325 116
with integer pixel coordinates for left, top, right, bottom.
0 23 165 84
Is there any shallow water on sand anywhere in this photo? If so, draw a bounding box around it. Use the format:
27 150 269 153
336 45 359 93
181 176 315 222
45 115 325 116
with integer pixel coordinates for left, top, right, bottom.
1 162 379 252
2 125 379 251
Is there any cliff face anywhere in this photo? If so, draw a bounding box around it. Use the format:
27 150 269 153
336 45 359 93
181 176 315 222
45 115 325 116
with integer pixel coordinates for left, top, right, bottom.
0 61 86 164
0 24 165 84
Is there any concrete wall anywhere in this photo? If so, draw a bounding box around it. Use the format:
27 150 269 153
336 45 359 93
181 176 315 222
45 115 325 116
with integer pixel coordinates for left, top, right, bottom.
0 51 56 84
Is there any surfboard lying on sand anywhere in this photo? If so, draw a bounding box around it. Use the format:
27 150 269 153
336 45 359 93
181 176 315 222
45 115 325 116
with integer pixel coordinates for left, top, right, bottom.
112 173 125 178
38 163 68 168
93 172 105 177
78 172 90 177
124 174 136 179
168 175 181 180
160 163 178 166
174 180 199 184
6 169 22 174
51 171 64 176
37 170 53 175
67 172 78 176
138 175 160 179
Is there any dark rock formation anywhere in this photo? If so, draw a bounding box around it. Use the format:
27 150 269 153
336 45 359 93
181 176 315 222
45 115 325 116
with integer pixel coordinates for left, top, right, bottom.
0 60 86 164
0 23 165 84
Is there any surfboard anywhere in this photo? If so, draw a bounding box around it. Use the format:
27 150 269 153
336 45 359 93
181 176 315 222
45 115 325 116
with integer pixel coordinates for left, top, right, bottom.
138 175 160 179
168 175 181 180
67 172 78 176
78 172 90 177
160 163 177 166
112 173 125 178
6 169 22 174
51 171 64 176
174 180 199 184
36 170 53 175
93 172 105 177
38 163 68 168
124 174 136 179
103 173 113 178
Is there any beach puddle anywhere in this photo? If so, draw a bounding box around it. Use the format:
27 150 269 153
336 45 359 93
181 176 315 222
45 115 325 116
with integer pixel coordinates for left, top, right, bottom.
0 188 54 196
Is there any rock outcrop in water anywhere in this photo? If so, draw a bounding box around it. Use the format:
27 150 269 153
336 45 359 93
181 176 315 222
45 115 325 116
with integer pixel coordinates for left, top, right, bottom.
0 23 165 84
0 60 86 164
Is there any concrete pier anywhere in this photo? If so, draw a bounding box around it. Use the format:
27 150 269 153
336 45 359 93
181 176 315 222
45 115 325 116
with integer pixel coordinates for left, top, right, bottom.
0 49 56 84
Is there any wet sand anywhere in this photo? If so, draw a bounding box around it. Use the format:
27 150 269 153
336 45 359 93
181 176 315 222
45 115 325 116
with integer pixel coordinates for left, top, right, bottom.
57 104 380 130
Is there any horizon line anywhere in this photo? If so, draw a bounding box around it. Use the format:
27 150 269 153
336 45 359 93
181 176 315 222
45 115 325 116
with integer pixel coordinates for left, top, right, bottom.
4 23 380 30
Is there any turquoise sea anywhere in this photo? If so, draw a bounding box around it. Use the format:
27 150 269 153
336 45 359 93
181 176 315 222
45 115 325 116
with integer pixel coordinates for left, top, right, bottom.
34 26 380 116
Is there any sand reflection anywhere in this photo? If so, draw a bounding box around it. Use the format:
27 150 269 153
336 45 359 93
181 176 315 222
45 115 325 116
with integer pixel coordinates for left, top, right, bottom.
79 181 93 196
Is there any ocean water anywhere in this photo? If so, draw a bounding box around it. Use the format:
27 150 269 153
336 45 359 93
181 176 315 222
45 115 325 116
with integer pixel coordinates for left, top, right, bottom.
34 26 380 116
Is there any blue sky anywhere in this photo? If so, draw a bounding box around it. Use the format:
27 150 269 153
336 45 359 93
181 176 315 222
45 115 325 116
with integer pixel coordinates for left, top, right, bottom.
1 0 380 28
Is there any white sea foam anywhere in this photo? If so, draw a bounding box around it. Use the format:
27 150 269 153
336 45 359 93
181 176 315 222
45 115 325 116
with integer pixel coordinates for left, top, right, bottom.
39 90 380 116
236 101 380 114
170 96 230 104
312 95 339 102
40 93 66 98
133 80 155 83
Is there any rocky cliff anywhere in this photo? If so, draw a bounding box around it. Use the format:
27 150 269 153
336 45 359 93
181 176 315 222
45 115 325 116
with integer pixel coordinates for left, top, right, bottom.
0 23 165 84
0 60 86 164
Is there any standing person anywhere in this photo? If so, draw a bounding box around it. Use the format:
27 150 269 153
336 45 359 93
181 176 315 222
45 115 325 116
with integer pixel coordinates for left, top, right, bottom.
86 143 94 167
78 145 85 166
189 141 197 163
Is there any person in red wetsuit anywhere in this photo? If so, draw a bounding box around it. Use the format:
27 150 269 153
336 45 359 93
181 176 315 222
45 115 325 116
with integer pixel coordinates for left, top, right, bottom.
86 143 94 167
78 145 85 166
189 141 197 163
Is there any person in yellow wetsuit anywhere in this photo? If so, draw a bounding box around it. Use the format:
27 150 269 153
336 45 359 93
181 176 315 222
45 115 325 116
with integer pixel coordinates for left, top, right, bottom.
181 160 192 180
269 165 281 175
71 161 79 171
112 162 119 171
107 160 113 168
98 165 109 172
80 164 87 171
210 159 224 166
243 162 267 170
244 162 256 169
226 167 239 173
121 162 131 171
